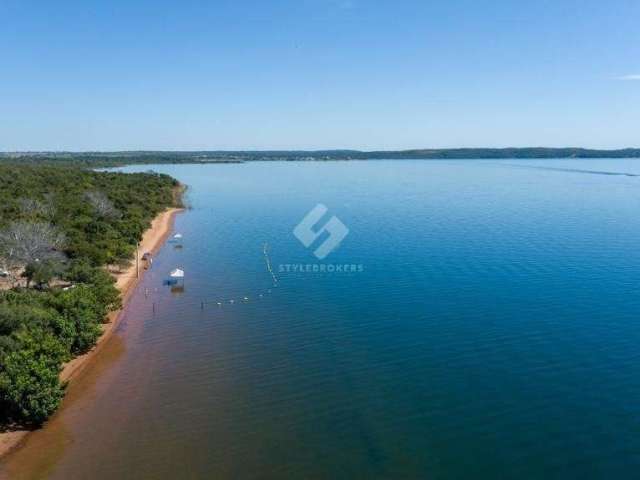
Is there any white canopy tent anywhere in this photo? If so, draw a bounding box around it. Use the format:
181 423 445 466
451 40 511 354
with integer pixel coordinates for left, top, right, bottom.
169 268 184 278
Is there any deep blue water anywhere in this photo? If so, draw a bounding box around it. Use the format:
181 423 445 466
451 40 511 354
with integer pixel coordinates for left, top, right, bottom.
8 160 640 479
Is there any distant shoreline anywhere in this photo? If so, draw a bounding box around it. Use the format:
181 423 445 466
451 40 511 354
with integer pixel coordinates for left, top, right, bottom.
0 206 184 460
1 148 640 168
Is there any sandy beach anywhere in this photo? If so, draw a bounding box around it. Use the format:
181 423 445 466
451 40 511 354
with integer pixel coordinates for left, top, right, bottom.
0 206 184 459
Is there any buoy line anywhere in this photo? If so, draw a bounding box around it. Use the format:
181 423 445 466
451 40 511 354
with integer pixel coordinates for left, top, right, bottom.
152 243 280 312
263 242 279 286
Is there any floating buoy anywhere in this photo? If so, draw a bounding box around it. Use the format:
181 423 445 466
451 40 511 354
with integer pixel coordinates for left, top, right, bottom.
264 243 279 286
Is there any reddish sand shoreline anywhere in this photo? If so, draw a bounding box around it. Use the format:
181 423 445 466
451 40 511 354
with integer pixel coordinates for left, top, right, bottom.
0 206 184 459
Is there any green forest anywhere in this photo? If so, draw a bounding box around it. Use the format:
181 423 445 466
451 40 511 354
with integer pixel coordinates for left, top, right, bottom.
0 164 180 426
3 147 640 165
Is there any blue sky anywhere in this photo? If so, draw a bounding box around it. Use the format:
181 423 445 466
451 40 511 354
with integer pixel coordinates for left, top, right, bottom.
1 0 639 151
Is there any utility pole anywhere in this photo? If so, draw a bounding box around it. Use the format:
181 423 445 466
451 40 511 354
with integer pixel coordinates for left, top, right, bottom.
136 242 139 278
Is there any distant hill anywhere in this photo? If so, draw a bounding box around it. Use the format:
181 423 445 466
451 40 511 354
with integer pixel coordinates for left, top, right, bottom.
1 148 640 166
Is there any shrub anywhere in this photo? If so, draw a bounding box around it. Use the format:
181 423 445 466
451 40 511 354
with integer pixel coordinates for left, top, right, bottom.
0 328 67 425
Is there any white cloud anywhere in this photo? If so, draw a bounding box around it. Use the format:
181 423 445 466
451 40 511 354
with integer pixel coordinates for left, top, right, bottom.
616 74 640 80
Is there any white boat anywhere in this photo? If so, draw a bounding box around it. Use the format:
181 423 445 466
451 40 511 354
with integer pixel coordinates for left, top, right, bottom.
169 268 184 278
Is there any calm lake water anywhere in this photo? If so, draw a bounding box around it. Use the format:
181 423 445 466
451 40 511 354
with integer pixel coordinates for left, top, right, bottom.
3 160 640 479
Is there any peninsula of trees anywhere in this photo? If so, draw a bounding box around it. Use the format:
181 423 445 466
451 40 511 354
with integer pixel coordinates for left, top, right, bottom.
0 164 179 426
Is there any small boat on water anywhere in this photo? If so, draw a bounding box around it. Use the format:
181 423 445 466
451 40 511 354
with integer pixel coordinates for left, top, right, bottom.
170 268 184 277
165 268 185 286
170 233 184 249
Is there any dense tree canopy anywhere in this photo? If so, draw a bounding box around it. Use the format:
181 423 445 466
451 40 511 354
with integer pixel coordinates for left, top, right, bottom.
0 164 179 425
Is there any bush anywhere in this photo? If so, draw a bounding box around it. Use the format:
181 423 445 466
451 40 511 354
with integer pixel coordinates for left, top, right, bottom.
50 286 103 355
0 328 67 425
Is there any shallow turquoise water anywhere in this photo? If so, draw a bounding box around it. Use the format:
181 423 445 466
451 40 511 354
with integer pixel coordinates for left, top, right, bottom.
11 160 640 479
